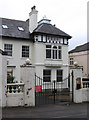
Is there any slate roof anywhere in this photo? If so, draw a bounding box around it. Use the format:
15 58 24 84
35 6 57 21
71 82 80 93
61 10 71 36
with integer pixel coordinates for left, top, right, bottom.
0 18 30 39
69 42 89 53
0 18 71 40
33 23 71 39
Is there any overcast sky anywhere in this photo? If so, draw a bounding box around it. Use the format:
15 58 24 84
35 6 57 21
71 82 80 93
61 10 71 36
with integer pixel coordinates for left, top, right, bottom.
0 0 87 50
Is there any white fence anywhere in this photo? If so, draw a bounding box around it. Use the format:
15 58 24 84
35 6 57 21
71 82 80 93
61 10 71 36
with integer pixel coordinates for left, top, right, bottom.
82 81 89 102
6 83 24 107
7 83 24 94
82 81 89 88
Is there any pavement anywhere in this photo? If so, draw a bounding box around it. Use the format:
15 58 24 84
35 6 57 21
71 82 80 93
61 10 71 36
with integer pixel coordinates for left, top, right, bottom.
2 102 89 120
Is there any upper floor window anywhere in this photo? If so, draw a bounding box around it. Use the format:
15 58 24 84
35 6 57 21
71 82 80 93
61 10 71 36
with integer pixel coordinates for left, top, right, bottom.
70 58 74 65
46 45 62 60
4 44 12 56
22 46 29 58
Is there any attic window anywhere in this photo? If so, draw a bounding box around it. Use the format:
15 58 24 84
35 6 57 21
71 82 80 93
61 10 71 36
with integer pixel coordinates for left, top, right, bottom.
18 27 24 31
2 24 8 29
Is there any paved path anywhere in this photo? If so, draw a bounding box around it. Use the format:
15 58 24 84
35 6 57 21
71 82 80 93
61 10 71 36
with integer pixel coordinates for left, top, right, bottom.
2 102 89 119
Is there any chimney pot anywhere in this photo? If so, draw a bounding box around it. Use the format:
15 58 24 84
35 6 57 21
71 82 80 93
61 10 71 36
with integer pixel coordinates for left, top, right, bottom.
31 6 36 11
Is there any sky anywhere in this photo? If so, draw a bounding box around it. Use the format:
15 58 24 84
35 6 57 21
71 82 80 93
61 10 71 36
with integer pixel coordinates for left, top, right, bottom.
0 0 88 51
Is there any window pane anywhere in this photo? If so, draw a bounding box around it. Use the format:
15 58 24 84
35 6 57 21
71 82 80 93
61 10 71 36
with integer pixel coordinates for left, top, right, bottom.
57 77 62 82
46 45 51 48
43 70 51 82
4 44 12 56
57 70 63 82
46 49 51 58
58 46 61 49
58 50 61 59
53 50 57 59
70 58 74 65
53 46 57 49
22 46 29 57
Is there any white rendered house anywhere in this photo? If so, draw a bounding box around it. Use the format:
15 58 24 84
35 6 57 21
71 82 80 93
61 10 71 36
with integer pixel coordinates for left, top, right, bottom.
0 6 71 88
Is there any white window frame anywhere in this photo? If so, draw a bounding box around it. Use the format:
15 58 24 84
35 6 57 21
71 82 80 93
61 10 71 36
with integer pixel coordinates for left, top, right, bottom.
22 45 29 58
4 44 13 56
70 58 74 65
46 44 62 60
43 69 51 82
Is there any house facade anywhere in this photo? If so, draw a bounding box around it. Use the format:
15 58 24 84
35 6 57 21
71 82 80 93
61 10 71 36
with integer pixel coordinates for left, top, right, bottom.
0 6 71 88
69 42 89 80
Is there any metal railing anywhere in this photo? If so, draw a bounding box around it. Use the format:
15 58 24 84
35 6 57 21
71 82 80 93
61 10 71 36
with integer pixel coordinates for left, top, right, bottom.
7 83 24 93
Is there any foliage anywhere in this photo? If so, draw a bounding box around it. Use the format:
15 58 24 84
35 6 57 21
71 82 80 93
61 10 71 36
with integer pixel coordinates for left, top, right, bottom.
7 76 15 83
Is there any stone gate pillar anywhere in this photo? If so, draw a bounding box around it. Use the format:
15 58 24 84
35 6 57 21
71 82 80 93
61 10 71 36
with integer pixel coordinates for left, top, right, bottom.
20 61 35 107
0 50 7 107
0 50 7 119
70 66 83 103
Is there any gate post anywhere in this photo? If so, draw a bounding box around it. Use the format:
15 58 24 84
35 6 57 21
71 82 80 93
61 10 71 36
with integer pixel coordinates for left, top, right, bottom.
70 66 83 103
21 61 35 106
71 70 74 102
0 50 7 119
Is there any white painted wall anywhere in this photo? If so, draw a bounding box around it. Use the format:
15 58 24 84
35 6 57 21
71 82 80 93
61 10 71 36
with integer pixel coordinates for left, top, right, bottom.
1 38 33 83
0 52 7 108
0 53 2 108
70 67 89 103
70 67 83 103
6 93 24 107
0 53 2 120
82 89 89 102
69 51 89 78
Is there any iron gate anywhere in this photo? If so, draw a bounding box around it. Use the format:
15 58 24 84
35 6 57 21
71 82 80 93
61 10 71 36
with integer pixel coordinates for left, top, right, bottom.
35 74 73 106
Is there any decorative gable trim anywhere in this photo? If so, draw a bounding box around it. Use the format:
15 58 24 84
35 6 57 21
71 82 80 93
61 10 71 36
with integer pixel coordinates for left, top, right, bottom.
34 34 68 45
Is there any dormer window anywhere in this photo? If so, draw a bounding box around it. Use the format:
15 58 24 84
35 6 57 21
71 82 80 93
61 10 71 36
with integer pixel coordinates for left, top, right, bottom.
18 27 24 31
2 24 8 29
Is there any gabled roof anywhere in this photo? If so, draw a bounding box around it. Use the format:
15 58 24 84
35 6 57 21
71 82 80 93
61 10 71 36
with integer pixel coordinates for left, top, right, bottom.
33 23 72 39
0 18 30 39
69 42 89 53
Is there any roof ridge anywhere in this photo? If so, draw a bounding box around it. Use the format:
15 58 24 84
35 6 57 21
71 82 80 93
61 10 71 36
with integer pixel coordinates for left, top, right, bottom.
69 42 89 53
0 17 26 23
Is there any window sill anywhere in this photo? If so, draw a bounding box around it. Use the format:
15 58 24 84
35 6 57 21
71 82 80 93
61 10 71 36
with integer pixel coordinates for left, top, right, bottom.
45 59 62 61
20 57 30 59
7 56 13 59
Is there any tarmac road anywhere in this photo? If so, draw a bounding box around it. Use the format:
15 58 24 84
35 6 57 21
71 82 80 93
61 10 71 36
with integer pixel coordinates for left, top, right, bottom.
2 102 89 119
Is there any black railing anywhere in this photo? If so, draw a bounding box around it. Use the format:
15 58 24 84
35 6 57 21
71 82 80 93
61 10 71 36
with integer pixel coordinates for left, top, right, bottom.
35 73 73 106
